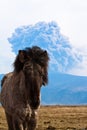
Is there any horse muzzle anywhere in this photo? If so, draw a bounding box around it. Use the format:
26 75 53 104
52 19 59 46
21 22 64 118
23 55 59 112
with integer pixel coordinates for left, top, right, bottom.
30 100 40 110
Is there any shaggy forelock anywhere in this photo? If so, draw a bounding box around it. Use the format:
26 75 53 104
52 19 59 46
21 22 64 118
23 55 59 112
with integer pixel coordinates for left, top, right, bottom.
13 46 49 85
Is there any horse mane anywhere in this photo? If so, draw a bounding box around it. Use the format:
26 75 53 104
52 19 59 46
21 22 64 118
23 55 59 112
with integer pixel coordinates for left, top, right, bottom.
13 46 49 85
25 46 49 67
13 50 27 72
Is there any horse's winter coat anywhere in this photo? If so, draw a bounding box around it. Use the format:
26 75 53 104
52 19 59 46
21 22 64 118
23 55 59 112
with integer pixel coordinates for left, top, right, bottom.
1 46 49 130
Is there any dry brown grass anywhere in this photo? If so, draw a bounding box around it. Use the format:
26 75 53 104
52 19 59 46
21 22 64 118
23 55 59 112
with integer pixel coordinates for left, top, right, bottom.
0 107 7 130
0 106 87 130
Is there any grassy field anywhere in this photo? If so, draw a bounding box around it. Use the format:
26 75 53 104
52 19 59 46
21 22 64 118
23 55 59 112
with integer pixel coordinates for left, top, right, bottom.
0 106 87 130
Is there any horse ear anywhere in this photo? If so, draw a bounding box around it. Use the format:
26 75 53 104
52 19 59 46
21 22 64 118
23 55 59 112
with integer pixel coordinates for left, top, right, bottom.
42 50 49 61
18 50 25 63
43 50 47 55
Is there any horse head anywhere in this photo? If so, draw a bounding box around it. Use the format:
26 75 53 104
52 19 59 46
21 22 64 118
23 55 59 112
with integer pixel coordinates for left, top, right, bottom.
14 46 49 110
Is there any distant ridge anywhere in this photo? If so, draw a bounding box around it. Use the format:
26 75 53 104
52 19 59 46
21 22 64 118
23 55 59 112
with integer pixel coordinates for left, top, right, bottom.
41 72 87 105
0 74 4 90
1 73 87 105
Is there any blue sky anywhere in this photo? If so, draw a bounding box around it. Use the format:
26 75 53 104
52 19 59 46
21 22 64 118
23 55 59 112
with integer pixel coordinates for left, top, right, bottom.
0 0 87 75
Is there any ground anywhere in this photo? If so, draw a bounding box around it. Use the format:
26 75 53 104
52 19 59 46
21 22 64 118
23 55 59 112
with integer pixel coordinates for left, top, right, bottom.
0 106 87 130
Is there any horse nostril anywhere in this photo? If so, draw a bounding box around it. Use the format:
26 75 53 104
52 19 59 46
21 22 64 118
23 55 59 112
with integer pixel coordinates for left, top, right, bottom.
34 100 40 106
34 98 40 104
30 100 40 109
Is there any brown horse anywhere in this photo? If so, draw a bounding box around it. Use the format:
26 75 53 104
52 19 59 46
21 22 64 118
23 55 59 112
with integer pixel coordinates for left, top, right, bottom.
1 46 49 130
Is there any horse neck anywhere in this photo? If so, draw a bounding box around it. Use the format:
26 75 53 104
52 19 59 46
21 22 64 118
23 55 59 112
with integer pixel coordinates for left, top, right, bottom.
14 71 28 100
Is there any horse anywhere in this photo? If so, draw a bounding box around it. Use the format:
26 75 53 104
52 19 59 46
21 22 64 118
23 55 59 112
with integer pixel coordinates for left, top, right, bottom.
1 46 49 130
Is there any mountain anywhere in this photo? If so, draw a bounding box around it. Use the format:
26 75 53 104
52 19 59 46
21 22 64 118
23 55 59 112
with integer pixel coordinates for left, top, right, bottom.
41 72 87 105
0 74 4 90
0 74 4 93
0 73 87 105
